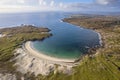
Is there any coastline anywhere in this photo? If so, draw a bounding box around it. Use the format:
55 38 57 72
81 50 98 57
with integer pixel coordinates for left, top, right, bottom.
22 20 103 64
96 31 103 47
1 15 120 79
24 41 76 63
62 19 103 48
0 34 2 37
0 34 6 38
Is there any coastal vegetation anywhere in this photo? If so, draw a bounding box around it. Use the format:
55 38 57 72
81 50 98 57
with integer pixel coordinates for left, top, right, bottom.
0 25 52 76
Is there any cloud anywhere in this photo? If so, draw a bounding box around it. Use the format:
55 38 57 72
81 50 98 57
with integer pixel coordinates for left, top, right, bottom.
0 0 21 5
95 0 120 5
95 0 110 5
50 0 54 7
38 0 55 6
43 1 47 6
19 0 25 4
94 0 120 11
0 0 69 13
94 0 120 9
66 0 120 12
39 0 43 5
59 3 63 7
0 0 120 12
0 0 38 6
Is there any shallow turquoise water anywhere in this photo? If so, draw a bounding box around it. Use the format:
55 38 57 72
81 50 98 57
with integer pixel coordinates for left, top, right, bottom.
0 12 100 59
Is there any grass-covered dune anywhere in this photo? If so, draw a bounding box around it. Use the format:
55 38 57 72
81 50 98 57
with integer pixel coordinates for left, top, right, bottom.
0 25 52 74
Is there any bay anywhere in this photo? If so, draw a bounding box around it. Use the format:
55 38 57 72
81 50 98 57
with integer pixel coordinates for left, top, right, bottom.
0 12 100 59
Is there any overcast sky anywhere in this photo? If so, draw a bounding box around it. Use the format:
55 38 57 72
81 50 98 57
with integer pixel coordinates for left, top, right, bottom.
0 0 120 13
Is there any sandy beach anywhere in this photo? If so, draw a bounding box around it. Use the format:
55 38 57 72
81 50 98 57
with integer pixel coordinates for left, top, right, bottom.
14 41 75 75
0 34 2 37
0 34 6 38
24 41 76 63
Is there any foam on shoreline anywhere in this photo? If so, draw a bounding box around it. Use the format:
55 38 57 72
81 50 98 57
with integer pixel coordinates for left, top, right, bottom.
0 34 6 38
0 34 2 37
97 32 103 47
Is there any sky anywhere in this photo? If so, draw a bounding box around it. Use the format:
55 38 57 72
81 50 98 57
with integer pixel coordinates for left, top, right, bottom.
0 0 120 13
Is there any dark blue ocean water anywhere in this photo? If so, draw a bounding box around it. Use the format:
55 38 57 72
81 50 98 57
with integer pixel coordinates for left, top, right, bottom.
0 12 100 59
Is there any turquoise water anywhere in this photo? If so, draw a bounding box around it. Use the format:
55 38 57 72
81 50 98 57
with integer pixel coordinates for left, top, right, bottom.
0 12 100 59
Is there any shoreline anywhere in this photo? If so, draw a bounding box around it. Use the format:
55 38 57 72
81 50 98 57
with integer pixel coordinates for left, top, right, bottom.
0 34 2 37
0 34 6 38
62 19 103 47
24 41 76 63
96 31 103 47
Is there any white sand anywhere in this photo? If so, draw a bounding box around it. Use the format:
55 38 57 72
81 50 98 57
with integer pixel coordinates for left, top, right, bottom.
0 34 6 38
24 41 75 63
14 48 73 76
13 41 76 76
0 34 2 37
0 73 16 80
